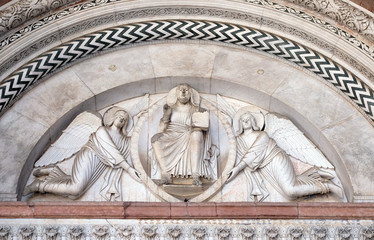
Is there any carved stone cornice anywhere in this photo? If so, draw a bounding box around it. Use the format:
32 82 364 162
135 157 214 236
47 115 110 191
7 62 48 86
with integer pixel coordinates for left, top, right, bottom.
0 0 79 35
283 0 374 42
0 216 373 239
0 0 373 42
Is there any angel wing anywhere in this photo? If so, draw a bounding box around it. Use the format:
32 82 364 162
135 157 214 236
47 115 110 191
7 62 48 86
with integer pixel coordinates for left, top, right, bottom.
265 113 334 169
216 94 236 121
35 111 102 167
126 94 149 136
128 94 150 117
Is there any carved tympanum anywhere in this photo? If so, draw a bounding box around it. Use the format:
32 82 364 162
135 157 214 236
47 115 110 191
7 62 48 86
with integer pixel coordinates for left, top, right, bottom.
23 84 344 202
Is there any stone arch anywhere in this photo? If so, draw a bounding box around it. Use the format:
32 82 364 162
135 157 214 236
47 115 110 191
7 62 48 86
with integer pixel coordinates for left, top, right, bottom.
9 41 365 201
1 20 374 123
0 0 373 202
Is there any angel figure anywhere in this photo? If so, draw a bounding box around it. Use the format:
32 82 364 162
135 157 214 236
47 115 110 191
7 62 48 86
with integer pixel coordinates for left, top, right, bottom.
226 111 343 201
23 104 146 201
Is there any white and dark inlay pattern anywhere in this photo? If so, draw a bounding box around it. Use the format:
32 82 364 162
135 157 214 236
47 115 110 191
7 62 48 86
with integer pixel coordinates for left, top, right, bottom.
0 20 374 121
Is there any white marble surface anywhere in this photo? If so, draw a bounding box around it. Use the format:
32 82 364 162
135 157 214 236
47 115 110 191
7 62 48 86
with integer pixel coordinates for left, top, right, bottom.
149 44 217 79
271 75 357 131
322 113 374 196
12 69 95 128
211 47 288 96
0 42 372 202
0 218 372 240
0 111 47 193
72 46 155 95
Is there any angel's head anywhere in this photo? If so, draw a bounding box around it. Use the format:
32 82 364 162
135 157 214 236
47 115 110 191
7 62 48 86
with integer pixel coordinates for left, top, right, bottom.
239 112 260 132
103 106 129 131
113 111 129 128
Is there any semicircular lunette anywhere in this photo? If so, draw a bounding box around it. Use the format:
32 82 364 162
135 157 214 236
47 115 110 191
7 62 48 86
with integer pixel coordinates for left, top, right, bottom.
23 89 346 202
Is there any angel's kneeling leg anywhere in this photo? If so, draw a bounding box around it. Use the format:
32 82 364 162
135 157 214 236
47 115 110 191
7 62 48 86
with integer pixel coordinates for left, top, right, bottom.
41 149 101 199
268 154 328 199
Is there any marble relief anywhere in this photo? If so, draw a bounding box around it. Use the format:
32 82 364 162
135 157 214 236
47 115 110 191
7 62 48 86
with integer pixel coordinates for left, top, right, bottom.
2 219 373 240
23 84 345 202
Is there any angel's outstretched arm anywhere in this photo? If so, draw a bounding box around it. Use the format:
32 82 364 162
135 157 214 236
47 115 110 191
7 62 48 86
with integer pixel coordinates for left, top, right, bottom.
226 161 247 183
119 161 142 182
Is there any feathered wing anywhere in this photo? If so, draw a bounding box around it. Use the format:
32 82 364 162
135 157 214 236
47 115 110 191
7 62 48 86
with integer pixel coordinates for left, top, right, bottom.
127 94 150 136
265 113 334 169
129 94 150 117
216 94 236 121
35 111 102 167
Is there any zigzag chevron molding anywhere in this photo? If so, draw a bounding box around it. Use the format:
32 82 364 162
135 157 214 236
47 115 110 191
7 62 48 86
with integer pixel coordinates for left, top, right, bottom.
0 20 373 121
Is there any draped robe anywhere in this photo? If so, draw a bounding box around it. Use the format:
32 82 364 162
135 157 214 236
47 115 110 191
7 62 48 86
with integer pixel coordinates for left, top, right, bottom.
152 104 212 179
237 131 329 201
40 126 131 200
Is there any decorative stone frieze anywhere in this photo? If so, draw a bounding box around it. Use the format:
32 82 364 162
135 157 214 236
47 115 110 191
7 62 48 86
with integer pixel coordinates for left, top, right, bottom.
1 0 373 43
0 219 372 239
337 227 352 240
265 227 280 240
68 226 85 240
192 227 207 240
1 2 374 61
241 227 255 240
168 226 182 240
92 226 109 240
44 226 59 240
284 0 374 41
19 226 34 240
142 226 158 240
116 225 133 240
216 227 231 240
0 226 10 240
289 227 304 240
311 226 328 240
0 0 78 35
361 226 374 240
